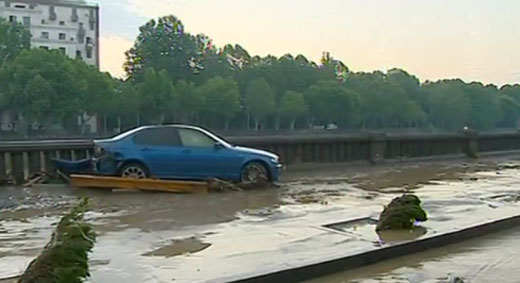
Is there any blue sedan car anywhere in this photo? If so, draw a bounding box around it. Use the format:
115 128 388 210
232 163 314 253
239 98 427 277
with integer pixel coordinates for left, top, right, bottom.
92 125 282 182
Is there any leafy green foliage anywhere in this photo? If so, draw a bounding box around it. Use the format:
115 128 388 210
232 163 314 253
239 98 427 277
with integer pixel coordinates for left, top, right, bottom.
124 15 206 83
19 198 96 283
0 49 114 133
279 91 307 129
2 14 519 134
376 194 428 231
1 50 82 126
0 18 31 67
245 78 275 130
304 80 360 128
195 76 240 128
136 68 176 123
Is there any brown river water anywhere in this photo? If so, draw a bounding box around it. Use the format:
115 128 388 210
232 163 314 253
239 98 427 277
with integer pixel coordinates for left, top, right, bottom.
1 157 520 282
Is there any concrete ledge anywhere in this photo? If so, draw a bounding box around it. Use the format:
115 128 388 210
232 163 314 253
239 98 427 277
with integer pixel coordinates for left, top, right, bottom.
230 214 520 283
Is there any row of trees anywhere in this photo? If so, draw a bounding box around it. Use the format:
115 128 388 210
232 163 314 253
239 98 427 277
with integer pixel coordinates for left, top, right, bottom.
1 16 520 135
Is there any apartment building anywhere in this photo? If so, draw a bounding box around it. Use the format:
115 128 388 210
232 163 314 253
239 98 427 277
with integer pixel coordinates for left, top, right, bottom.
0 0 99 66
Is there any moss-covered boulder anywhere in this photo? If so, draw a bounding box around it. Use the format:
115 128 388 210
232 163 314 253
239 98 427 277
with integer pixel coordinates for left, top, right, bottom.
376 194 427 231
19 198 97 283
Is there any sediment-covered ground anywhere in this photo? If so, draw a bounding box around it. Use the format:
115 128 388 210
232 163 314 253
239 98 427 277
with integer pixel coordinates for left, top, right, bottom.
1 157 520 282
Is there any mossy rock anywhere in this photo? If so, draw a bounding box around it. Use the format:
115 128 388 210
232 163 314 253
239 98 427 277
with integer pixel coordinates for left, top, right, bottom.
376 194 427 231
19 198 97 283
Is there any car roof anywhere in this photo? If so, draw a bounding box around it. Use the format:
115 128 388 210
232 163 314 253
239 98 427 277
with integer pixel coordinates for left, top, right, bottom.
138 124 203 131
97 124 214 143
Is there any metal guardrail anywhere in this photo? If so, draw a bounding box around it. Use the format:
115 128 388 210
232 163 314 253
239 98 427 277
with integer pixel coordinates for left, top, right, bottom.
0 139 93 151
0 131 519 183
1 131 507 149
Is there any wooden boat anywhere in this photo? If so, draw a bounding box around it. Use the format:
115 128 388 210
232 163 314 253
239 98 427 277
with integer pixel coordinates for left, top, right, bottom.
70 174 209 194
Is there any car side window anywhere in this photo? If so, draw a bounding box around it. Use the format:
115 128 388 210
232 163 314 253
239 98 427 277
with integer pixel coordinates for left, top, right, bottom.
178 128 215 148
133 128 181 146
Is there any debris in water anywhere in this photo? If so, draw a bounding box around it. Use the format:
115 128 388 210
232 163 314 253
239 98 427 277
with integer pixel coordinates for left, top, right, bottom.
435 275 466 283
142 237 211 258
376 194 427 231
18 197 97 283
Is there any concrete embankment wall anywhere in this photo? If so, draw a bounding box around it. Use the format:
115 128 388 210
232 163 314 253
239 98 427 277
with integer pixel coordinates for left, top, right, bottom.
1 131 519 182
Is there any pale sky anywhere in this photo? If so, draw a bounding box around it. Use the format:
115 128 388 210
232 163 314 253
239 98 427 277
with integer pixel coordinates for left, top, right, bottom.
98 0 520 86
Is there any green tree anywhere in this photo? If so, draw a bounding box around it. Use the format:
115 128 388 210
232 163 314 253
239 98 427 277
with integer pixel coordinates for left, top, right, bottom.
278 91 307 129
462 82 502 130
0 49 82 131
245 78 275 130
498 96 520 128
124 15 206 83
0 18 31 67
423 80 470 130
175 80 202 123
304 80 360 128
500 84 520 104
136 68 176 123
71 62 115 133
111 80 140 130
498 85 520 128
196 76 240 129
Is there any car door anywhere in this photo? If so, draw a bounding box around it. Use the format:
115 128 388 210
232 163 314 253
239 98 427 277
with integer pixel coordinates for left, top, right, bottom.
177 128 240 179
132 128 186 178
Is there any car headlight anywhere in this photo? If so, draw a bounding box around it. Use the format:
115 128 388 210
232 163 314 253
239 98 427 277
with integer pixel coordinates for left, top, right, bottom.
270 157 279 164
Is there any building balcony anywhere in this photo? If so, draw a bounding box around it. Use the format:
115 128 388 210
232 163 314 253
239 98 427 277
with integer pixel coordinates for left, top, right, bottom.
32 37 78 45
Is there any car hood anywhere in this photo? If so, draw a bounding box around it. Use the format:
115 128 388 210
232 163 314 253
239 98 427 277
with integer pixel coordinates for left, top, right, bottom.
234 146 278 160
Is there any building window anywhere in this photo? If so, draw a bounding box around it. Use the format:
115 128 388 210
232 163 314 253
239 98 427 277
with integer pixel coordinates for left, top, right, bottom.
86 37 92 44
76 50 82 59
71 8 78 22
14 4 26 8
29 4 36 9
49 6 56 21
41 19 45 24
86 48 92 58
59 33 66 40
78 23 85 43
59 20 65 26
5 2 11 7
59 47 66 54
23 16 30 27
9 15 16 23
41 32 49 39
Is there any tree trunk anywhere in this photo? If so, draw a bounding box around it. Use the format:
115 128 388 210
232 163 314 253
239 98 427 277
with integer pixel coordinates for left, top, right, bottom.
224 120 230 131
274 116 280 131
246 110 250 131
254 117 259 131
117 116 122 133
103 116 108 135
80 118 86 135
290 120 296 130
18 114 29 138
159 114 165 125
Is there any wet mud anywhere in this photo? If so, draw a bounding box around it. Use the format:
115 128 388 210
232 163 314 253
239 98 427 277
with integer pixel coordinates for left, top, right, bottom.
1 157 520 282
142 237 211 258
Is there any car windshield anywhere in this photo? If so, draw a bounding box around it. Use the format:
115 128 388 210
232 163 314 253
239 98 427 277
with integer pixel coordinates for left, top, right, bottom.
190 127 233 147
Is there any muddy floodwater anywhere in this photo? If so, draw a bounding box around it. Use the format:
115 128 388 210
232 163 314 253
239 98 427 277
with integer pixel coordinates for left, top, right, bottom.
309 225 520 283
2 157 520 282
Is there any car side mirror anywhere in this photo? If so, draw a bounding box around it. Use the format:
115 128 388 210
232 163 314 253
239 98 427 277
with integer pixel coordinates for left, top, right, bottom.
214 142 224 150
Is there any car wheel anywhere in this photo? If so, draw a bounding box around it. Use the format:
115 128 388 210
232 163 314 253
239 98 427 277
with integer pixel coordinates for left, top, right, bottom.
120 163 148 179
241 162 269 183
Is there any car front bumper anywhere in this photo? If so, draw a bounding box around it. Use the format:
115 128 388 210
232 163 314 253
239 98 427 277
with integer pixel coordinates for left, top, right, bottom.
269 163 284 182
